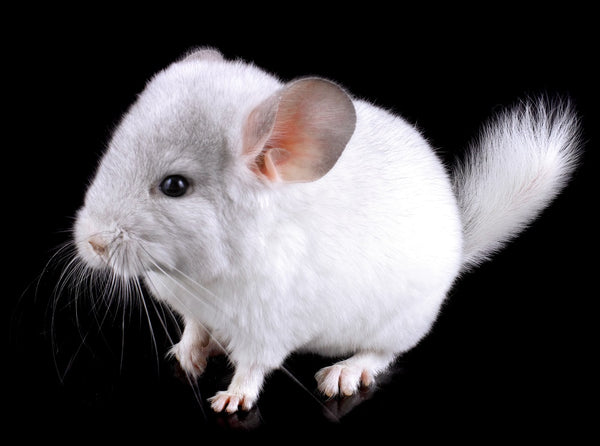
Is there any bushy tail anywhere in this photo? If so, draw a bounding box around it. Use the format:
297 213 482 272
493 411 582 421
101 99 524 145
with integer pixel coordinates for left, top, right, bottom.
453 97 582 272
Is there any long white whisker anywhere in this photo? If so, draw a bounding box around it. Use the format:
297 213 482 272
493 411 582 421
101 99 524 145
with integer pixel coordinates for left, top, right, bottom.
279 365 339 421
56 328 92 384
137 245 333 414
143 272 210 415
89 272 115 335
136 244 233 316
143 271 227 415
143 271 231 360
41 240 78 300
120 295 127 374
135 284 165 374
164 266 224 306
51 230 334 418
47 246 98 384
148 263 232 321
47 242 87 383
130 252 181 359
52 252 83 304
136 280 161 373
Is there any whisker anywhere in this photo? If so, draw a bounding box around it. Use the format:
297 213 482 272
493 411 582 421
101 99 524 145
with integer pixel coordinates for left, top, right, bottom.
143 271 229 357
137 245 332 413
46 242 86 383
146 295 177 346
39 240 78 298
49 230 330 418
279 365 339 422
142 271 238 399
120 295 127 374
164 266 226 308
141 271 220 416
55 329 91 384
137 279 161 373
52 251 82 303
140 253 233 320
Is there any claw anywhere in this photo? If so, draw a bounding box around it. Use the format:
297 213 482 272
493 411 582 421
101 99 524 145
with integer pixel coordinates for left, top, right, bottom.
316 364 374 397
209 391 255 413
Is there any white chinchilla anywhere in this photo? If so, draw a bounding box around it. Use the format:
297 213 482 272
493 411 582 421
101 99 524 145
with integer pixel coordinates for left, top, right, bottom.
73 48 581 413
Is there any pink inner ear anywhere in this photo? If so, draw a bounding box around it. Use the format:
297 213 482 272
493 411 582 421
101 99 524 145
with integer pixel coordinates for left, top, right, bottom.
266 147 291 167
255 148 290 181
244 78 356 183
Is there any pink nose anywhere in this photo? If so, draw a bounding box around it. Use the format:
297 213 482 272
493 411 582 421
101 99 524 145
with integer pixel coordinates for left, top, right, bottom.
88 237 107 256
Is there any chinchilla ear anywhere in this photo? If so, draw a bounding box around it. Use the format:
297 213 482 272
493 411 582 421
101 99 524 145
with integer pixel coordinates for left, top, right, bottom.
243 77 356 183
180 47 224 63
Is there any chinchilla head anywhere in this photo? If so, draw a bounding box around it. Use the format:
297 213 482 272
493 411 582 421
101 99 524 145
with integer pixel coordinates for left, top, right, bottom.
74 48 356 284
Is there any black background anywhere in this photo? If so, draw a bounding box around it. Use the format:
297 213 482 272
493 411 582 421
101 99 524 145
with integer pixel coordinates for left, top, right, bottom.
6 6 597 441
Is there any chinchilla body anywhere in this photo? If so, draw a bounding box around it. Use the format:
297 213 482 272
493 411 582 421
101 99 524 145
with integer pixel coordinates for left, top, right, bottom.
73 48 581 412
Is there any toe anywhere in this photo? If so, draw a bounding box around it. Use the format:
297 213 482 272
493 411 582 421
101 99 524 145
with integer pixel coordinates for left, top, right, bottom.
225 395 241 414
316 363 375 398
316 365 342 397
339 366 362 396
209 392 229 412
209 391 255 413
360 369 374 387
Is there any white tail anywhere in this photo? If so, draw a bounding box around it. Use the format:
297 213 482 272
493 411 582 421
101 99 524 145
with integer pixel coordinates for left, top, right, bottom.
453 97 582 271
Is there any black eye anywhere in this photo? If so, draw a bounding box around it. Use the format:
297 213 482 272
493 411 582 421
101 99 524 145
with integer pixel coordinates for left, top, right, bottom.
159 175 190 197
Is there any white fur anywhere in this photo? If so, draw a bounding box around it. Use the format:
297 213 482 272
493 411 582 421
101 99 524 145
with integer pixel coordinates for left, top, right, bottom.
73 49 581 413
453 98 581 270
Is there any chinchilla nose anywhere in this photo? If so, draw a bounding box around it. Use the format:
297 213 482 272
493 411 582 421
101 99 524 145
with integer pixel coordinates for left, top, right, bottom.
88 236 107 257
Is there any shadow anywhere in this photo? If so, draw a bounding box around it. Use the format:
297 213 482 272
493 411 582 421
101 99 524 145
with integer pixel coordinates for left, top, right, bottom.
213 406 264 431
321 362 401 422
170 353 402 430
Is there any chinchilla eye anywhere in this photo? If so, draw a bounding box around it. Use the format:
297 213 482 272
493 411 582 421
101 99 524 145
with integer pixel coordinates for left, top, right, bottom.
159 175 190 197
